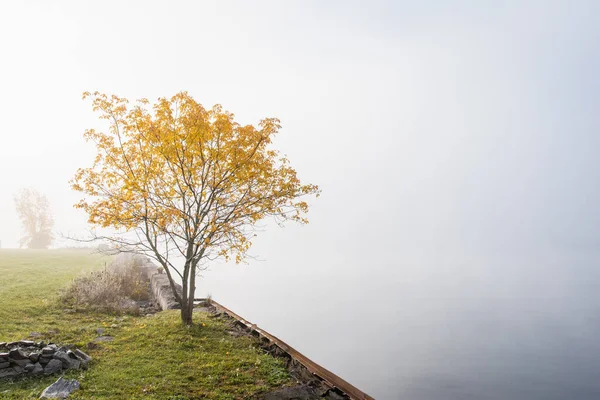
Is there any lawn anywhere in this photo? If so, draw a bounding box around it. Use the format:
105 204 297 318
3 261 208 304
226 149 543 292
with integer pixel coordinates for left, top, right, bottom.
0 249 292 399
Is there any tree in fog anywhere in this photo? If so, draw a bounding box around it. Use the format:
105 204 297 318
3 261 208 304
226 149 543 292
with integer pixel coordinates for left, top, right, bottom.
71 91 320 325
14 189 54 249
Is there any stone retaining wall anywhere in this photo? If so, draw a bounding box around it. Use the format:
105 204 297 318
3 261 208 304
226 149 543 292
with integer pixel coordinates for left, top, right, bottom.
139 260 182 311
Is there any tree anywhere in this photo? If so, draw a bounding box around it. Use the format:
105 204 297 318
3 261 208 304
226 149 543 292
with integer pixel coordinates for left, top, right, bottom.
14 189 54 249
71 92 320 325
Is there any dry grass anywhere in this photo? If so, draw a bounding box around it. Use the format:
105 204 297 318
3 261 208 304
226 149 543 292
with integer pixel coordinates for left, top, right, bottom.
60 254 150 315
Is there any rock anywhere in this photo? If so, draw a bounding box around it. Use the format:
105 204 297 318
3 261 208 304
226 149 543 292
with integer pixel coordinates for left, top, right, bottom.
32 362 44 375
0 342 6 348
24 363 36 373
42 346 57 355
0 352 8 361
29 332 43 338
0 362 9 369
0 368 17 379
93 336 114 343
262 385 320 400
95 328 105 335
30 353 40 363
40 377 80 399
43 359 63 375
19 340 35 347
72 350 91 368
13 365 23 374
53 351 74 369
11 358 30 367
39 356 52 366
9 348 28 360
6 341 19 348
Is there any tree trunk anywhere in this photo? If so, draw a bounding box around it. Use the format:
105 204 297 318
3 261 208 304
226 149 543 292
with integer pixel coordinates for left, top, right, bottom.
180 300 193 325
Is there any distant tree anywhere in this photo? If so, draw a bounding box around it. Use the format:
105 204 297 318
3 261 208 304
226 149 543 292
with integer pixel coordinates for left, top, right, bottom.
14 189 54 249
71 91 320 325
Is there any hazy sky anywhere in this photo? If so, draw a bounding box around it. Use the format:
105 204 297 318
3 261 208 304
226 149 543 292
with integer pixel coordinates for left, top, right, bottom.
1 1 599 398
0 0 597 251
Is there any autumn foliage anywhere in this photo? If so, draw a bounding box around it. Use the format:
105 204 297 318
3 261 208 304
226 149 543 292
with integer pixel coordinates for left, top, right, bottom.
71 91 319 324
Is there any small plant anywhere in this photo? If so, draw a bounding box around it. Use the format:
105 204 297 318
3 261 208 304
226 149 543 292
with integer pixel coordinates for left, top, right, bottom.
60 254 151 314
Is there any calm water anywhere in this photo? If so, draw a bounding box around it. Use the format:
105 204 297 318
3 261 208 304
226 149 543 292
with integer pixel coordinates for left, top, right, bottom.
197 250 600 399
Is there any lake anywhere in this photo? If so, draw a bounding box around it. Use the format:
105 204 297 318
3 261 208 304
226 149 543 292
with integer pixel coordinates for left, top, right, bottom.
197 248 600 399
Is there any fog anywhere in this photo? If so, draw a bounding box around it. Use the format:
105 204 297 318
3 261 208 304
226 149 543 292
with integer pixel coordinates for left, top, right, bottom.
1 1 599 399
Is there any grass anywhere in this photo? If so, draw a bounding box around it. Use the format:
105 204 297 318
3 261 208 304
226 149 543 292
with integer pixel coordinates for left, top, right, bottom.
0 249 292 399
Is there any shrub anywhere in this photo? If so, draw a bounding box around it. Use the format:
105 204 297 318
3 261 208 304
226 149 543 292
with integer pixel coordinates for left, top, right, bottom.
61 254 151 314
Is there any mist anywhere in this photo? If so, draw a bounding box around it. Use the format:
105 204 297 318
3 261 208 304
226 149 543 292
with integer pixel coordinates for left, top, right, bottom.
1 1 599 399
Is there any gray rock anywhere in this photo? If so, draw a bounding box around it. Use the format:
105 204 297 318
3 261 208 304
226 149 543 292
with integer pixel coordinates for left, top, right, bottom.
19 340 35 347
11 358 30 367
73 349 91 362
93 336 114 342
39 356 52 366
0 368 17 379
24 363 36 373
52 351 71 368
0 362 9 369
8 348 27 360
6 341 19 348
0 343 6 348
43 359 63 375
53 351 80 370
40 377 80 399
42 346 57 355
32 362 44 375
13 365 23 374
30 352 40 363
262 385 319 400
95 328 105 335
72 350 91 368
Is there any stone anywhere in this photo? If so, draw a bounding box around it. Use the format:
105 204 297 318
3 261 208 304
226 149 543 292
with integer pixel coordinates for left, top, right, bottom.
72 350 91 368
0 368 17 379
42 346 57 355
29 332 43 338
40 377 80 399
6 341 19 348
95 328 105 335
0 352 8 361
73 349 91 362
30 352 40 363
53 351 80 370
93 336 114 343
43 359 63 375
24 363 36 373
262 385 319 400
39 356 52 366
0 362 9 369
32 362 44 375
13 365 23 374
0 342 6 348
52 351 71 368
19 340 35 347
11 358 30 367
8 348 28 360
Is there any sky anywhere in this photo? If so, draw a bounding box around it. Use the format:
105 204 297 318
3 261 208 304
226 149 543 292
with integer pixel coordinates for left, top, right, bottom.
0 1 599 397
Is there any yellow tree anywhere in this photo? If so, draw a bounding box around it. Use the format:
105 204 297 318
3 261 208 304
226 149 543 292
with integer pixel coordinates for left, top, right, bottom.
71 92 320 325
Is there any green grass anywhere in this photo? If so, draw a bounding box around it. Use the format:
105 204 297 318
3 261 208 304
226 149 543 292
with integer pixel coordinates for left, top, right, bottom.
0 249 292 399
